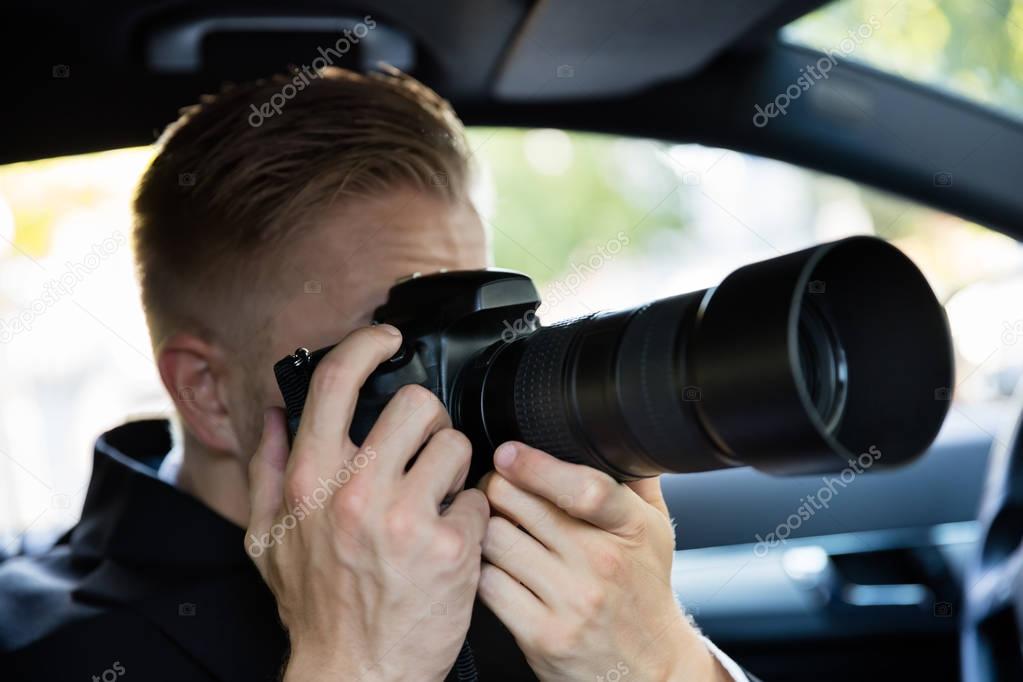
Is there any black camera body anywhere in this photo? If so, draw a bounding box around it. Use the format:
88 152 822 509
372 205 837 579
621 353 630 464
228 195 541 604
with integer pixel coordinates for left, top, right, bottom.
275 269 542 485
275 237 954 485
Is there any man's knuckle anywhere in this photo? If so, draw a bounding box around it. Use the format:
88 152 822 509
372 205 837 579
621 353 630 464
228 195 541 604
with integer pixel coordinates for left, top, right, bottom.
433 430 471 469
458 489 491 531
488 514 514 536
283 468 312 501
346 325 393 351
394 383 435 409
333 487 368 521
427 525 468 564
589 544 626 581
542 628 581 661
309 357 352 396
478 563 500 597
575 581 608 617
384 506 417 539
577 479 612 514
433 427 470 453
481 473 511 505
464 487 490 516
485 516 517 554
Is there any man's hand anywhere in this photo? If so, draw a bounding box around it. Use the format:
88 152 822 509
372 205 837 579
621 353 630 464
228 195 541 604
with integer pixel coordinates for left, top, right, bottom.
478 442 730 682
246 325 489 682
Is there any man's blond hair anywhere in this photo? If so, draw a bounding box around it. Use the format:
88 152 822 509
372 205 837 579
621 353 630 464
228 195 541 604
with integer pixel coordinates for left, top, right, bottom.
133 67 471 350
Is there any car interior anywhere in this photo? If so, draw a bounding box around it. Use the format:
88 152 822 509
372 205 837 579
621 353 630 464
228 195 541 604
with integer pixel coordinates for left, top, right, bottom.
2 1 1023 680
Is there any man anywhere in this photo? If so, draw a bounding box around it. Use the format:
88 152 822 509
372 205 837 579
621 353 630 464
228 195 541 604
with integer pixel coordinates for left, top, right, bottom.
1 68 754 681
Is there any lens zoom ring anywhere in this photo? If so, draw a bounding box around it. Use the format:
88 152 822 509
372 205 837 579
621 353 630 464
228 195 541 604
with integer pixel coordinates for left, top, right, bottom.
513 322 588 465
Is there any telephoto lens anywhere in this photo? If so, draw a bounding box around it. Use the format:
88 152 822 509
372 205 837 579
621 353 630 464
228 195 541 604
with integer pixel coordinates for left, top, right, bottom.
464 236 953 479
275 236 954 483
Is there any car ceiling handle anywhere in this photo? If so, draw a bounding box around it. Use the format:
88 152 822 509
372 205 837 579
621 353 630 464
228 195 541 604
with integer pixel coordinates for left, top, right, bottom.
145 16 415 73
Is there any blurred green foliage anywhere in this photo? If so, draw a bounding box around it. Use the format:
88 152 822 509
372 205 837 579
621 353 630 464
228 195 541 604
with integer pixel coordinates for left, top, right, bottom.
465 129 682 286
786 0 1023 116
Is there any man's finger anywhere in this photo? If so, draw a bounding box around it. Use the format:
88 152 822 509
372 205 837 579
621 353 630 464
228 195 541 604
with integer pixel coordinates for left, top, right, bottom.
362 384 451 480
403 428 472 509
246 408 289 560
291 325 402 469
492 442 641 536
625 477 669 518
481 516 566 606
439 488 490 545
478 562 548 645
478 472 575 552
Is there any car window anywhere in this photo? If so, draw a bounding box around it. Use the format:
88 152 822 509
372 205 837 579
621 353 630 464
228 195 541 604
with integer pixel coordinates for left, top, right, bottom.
1 130 1020 543
784 0 1023 122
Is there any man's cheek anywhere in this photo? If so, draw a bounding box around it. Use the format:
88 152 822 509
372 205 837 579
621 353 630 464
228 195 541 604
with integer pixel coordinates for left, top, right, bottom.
232 405 265 460
233 372 277 457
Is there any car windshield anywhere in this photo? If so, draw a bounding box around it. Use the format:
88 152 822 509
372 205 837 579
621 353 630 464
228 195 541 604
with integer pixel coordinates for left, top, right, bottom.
784 0 1023 122
1 130 1021 543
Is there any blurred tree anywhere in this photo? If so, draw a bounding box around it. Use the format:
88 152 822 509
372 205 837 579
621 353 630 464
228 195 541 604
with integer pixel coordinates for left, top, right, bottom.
787 0 1023 115
467 129 684 288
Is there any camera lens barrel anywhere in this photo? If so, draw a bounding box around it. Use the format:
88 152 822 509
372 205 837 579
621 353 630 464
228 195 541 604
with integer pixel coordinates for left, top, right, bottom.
472 237 953 479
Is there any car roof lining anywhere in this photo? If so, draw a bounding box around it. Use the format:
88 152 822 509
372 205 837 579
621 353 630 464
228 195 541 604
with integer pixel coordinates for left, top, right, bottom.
493 0 830 99
1 0 1022 241
1 0 825 162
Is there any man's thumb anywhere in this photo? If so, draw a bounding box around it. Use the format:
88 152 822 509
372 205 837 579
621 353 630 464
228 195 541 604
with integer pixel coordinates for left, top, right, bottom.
247 407 289 542
625 476 670 518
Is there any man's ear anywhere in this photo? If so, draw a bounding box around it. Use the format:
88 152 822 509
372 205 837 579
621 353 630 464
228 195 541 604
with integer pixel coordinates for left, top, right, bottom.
157 333 242 455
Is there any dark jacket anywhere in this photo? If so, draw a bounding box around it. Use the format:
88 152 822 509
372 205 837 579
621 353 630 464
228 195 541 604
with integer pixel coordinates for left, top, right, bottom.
0 420 533 681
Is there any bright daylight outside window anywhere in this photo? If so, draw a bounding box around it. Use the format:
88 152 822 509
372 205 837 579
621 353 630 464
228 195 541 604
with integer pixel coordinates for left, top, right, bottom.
785 0 1023 121
1 129 1021 546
